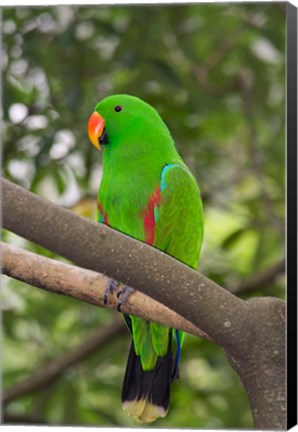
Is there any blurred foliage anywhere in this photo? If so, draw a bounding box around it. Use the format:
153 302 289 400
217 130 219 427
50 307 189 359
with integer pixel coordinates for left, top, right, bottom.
2 3 285 428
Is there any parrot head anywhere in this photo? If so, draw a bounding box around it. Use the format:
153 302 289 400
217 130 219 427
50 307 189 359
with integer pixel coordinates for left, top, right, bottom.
87 94 173 152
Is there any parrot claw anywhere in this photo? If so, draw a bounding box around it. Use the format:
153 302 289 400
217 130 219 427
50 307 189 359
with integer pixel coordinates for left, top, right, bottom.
104 279 121 305
117 286 135 312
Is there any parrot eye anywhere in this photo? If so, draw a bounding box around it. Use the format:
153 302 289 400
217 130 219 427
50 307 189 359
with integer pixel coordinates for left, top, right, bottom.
114 105 123 112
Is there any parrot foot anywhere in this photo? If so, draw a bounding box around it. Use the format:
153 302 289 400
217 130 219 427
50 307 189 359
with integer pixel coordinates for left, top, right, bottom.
104 279 121 305
116 286 135 312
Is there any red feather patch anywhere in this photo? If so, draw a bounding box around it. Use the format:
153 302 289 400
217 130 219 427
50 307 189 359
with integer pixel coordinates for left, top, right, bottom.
143 188 161 245
97 202 109 225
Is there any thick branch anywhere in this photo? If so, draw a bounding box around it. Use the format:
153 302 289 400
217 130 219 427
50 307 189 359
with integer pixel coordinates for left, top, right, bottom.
3 316 126 405
2 242 207 340
1 178 245 352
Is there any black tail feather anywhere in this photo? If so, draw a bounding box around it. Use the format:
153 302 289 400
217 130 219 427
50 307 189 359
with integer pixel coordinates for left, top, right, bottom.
121 334 173 422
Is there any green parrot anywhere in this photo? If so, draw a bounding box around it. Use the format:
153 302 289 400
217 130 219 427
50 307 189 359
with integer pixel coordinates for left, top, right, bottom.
87 94 204 423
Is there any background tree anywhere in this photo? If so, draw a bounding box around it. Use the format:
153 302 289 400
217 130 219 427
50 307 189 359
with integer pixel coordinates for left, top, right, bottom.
2 3 285 428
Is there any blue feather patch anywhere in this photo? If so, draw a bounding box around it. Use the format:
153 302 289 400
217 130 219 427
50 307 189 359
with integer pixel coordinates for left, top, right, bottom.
171 329 182 380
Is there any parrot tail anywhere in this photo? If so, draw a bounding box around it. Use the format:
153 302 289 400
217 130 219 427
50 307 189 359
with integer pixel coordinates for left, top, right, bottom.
121 330 175 423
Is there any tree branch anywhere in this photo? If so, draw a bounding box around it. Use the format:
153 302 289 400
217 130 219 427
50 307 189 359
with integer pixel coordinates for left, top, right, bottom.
1 242 208 341
2 178 286 429
1 178 246 350
2 245 284 406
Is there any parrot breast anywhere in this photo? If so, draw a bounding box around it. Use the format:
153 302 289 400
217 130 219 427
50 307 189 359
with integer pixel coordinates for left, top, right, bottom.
97 179 162 245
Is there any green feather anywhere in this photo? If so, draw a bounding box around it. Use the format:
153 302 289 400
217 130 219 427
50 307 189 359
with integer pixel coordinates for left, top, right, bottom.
130 316 147 357
150 322 170 357
154 164 204 268
141 331 158 371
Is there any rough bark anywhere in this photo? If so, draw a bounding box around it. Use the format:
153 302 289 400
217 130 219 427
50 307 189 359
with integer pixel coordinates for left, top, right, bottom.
1 242 208 340
226 298 286 428
1 178 286 429
1 178 247 348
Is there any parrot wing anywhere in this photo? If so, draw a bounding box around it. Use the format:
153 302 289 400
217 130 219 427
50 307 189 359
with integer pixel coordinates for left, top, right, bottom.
122 163 204 423
153 163 204 269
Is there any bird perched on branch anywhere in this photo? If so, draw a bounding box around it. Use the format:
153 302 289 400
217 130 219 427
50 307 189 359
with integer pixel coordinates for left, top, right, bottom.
87 94 204 423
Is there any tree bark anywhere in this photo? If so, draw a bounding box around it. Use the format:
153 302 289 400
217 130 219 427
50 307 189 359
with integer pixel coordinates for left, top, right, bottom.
1 242 208 340
1 178 286 429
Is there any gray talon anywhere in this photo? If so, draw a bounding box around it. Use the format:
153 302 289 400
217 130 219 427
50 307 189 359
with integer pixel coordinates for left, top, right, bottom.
117 286 135 311
104 279 121 305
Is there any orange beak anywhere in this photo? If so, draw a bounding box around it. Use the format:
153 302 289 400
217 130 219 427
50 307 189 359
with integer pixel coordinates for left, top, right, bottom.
87 111 105 151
